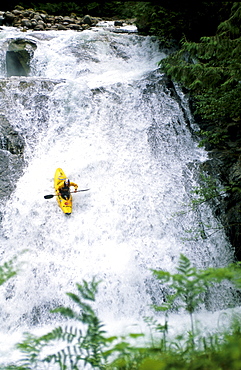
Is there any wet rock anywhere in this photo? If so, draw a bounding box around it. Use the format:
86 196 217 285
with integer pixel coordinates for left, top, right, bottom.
56 24 67 31
6 39 37 77
200 143 241 261
0 150 25 201
34 22 45 31
69 24 81 30
0 11 4 26
114 20 123 26
0 115 24 155
3 11 15 26
83 15 93 25
0 115 25 201
1 7 135 33
21 18 32 28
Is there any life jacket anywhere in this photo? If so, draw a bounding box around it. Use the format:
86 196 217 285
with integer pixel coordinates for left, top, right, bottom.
60 181 70 199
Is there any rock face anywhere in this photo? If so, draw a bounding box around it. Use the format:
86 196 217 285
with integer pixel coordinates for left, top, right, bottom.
0 76 60 207
0 114 24 155
198 118 241 261
6 39 37 77
0 115 25 203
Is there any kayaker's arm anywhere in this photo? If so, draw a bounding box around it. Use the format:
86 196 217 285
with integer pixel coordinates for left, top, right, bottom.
69 181 78 191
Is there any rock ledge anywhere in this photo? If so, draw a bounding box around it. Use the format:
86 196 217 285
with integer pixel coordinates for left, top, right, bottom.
0 7 136 32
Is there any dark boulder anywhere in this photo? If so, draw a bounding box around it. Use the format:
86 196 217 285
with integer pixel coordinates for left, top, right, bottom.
6 39 37 77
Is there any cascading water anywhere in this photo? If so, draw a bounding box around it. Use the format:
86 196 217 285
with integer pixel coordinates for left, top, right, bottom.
0 23 238 365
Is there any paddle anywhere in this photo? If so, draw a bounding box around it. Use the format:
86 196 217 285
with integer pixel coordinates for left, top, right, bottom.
44 189 90 199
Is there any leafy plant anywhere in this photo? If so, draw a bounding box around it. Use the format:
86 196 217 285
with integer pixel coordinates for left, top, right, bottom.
135 2 231 46
190 173 230 207
2 255 239 370
17 278 109 369
152 254 241 348
0 258 17 286
159 3 241 125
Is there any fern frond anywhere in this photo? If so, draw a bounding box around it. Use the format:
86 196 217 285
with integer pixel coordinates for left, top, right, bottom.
76 277 101 301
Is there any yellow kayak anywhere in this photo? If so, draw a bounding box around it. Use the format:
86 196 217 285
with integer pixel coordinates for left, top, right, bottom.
54 168 72 215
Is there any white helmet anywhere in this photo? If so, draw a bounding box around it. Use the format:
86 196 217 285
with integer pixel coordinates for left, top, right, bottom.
64 179 70 186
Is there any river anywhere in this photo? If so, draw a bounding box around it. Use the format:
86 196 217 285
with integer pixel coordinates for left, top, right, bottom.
0 22 238 366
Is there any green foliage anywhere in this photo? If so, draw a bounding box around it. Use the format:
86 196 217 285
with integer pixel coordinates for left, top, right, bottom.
12 1 141 18
35 2 83 16
15 278 146 370
198 128 230 148
4 0 231 35
17 277 108 369
135 2 232 45
181 172 241 241
0 258 23 370
107 256 241 369
190 173 229 207
152 254 207 342
159 3 241 126
5 256 240 370
134 3 184 45
152 254 241 349
0 258 17 286
174 173 236 241
107 328 241 370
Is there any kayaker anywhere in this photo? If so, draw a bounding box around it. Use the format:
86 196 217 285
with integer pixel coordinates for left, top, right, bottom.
57 179 78 200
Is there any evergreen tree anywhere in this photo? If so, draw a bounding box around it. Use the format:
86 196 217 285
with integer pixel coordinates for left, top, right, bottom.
160 3 241 125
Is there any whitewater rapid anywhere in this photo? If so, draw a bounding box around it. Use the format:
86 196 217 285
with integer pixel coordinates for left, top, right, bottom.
0 23 237 365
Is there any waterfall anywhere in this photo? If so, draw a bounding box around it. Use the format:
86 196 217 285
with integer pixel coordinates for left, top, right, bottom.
0 23 237 364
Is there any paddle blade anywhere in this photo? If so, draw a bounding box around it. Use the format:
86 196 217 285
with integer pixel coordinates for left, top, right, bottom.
44 194 54 199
